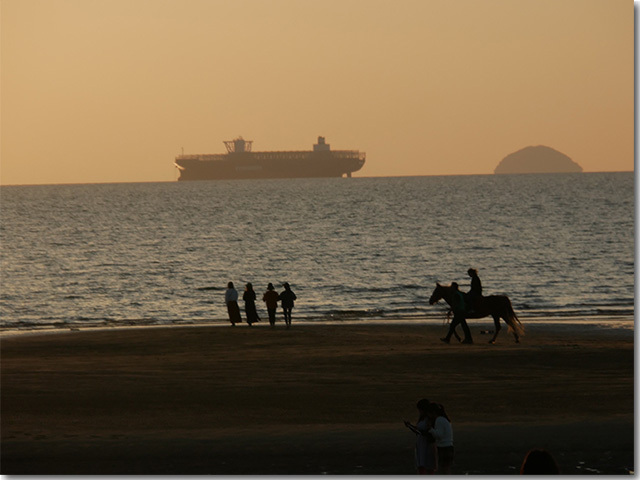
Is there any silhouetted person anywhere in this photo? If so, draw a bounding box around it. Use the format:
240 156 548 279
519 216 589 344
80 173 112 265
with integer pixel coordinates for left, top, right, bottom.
404 398 437 474
243 282 260 326
520 449 560 474
426 402 454 474
225 281 241 326
441 283 473 344
262 283 279 327
279 282 297 329
467 268 482 313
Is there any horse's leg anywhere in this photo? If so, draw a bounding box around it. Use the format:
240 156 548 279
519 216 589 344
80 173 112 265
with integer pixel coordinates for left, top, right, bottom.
502 309 521 343
512 323 520 343
500 313 520 343
489 314 501 344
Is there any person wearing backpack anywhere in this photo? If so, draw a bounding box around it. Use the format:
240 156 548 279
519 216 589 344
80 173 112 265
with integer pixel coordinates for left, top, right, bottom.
279 282 297 329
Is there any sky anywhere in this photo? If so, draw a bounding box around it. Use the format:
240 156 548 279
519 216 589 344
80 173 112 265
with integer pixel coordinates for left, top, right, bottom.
1 0 634 185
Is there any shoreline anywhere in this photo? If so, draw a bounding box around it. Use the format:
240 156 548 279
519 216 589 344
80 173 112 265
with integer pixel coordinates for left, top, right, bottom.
1 322 634 474
0 313 634 338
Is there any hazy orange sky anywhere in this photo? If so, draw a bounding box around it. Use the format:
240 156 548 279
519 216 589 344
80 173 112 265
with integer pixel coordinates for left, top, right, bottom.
1 0 634 185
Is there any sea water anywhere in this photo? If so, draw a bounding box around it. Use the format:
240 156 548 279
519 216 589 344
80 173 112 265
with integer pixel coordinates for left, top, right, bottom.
0 172 633 331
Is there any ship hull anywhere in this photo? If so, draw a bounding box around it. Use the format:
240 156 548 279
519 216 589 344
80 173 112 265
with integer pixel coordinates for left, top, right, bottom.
175 151 365 181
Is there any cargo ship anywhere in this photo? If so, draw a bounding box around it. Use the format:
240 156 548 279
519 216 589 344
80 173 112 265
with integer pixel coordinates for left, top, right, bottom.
174 136 365 181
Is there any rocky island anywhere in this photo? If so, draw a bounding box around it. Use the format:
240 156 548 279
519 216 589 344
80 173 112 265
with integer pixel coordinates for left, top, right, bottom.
494 145 582 174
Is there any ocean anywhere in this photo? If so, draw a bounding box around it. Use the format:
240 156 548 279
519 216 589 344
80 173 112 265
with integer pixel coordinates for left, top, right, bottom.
0 172 634 331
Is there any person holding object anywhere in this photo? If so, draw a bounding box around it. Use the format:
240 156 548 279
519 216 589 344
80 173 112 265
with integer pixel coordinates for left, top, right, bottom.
404 398 437 474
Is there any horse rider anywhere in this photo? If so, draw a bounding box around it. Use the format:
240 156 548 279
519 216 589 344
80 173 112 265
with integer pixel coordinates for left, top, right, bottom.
441 282 473 344
467 268 482 314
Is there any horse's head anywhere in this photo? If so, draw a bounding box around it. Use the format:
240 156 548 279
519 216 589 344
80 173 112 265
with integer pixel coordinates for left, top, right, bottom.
429 282 446 305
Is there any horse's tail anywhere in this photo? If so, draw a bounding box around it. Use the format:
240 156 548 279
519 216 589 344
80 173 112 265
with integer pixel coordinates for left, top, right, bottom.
505 298 524 337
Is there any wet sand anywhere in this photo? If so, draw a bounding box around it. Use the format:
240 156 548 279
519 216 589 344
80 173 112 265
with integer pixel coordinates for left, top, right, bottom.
1 322 634 474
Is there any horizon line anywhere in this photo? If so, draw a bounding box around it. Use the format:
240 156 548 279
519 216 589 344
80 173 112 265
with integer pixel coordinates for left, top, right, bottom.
0 170 634 188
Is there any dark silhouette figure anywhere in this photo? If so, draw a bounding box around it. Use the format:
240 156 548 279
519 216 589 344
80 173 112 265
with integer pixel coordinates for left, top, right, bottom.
429 283 524 344
262 283 280 327
439 282 473 344
467 268 482 313
404 398 437 474
279 282 297 329
426 402 454 475
225 281 242 326
243 283 261 326
520 449 560 474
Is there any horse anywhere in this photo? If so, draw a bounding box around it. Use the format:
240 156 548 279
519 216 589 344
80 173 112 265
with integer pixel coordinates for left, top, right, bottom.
428 283 524 344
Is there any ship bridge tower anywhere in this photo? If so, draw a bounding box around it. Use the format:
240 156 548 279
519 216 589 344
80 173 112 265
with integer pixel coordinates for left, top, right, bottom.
224 137 253 153
313 136 331 152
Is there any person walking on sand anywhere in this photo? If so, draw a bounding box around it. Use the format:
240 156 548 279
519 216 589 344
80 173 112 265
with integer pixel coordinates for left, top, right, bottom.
279 282 297 329
243 283 261 326
440 282 473 344
404 398 437 474
426 402 454 474
467 268 483 313
225 282 242 326
263 283 280 327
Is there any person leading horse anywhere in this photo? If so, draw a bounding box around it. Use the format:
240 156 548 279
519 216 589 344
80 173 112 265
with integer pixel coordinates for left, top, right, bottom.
429 280 524 344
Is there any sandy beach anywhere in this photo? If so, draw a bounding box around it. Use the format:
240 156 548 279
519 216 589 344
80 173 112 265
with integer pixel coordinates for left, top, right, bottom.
1 322 634 475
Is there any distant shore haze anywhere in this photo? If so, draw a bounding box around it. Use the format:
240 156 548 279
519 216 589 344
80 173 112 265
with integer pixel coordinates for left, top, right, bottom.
494 145 583 174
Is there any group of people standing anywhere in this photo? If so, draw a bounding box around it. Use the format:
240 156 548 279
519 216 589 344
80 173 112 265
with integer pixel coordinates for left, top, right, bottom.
405 399 454 474
225 281 297 328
